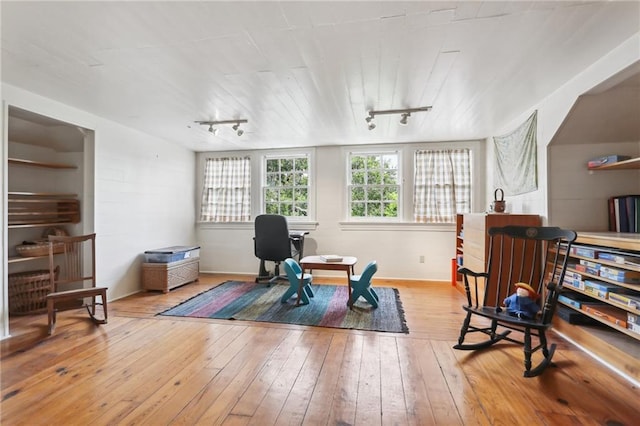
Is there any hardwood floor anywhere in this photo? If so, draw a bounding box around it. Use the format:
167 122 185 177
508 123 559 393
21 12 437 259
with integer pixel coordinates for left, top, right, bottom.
2 273 639 425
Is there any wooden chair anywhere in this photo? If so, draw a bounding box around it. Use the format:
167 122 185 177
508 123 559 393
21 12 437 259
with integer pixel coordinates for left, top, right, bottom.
350 260 379 308
282 258 314 304
47 233 108 335
454 225 577 377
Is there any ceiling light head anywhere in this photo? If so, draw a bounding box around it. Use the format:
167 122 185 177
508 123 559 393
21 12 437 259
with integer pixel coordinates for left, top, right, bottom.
399 112 410 126
236 128 244 136
208 124 215 133
368 121 376 131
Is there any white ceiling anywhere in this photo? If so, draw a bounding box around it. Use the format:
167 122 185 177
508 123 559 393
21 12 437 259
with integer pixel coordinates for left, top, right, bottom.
2 1 639 152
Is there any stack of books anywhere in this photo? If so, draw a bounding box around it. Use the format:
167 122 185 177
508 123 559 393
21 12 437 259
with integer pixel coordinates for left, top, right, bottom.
320 255 343 262
608 195 640 233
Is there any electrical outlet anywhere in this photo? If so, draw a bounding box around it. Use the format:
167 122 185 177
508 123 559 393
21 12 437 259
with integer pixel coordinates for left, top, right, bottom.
419 255 425 263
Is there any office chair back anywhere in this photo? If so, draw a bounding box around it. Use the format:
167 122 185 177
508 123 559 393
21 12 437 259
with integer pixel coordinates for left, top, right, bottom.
254 214 294 261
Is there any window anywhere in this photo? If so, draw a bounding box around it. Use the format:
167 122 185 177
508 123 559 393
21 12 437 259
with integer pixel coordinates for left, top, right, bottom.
414 149 471 223
348 151 400 219
263 155 309 218
200 157 251 222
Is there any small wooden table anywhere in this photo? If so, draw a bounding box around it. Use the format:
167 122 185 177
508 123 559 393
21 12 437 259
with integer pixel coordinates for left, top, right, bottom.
298 256 358 307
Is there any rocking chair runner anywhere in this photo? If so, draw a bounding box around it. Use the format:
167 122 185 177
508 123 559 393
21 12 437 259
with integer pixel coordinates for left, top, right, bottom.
454 225 577 377
47 233 108 335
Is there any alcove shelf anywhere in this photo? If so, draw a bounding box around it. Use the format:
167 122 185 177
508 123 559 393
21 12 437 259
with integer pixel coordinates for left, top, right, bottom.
588 156 640 171
8 158 77 169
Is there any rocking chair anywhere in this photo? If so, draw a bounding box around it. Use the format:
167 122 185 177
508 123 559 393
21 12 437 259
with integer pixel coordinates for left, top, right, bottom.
454 225 577 377
47 233 108 335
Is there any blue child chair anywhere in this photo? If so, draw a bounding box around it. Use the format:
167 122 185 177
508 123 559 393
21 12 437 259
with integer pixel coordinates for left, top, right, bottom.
282 258 314 304
350 260 379 308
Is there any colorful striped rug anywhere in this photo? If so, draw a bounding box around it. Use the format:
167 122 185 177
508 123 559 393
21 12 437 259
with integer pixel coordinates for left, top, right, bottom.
159 281 409 333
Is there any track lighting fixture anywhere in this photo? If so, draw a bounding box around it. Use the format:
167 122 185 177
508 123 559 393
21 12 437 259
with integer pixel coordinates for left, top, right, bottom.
365 106 431 130
195 118 248 137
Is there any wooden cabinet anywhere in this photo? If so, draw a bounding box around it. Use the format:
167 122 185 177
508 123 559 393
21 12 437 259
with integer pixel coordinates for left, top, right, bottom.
455 213 542 301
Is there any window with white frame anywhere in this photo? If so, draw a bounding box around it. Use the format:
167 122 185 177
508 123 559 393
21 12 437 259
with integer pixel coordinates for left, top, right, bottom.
263 154 310 218
200 157 251 222
413 149 471 223
348 151 400 219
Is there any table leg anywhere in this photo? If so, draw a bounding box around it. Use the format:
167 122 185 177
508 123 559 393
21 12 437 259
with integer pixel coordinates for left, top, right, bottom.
347 268 353 308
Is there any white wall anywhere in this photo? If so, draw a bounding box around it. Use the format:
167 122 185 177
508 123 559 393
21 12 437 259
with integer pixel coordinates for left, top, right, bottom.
487 34 640 225
1 84 196 339
196 140 485 281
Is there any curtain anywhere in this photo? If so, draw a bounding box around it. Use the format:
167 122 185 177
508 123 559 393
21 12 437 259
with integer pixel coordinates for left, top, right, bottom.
414 149 471 223
200 157 251 222
493 111 538 195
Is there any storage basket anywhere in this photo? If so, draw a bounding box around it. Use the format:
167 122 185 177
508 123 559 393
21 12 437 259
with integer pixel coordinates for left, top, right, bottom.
15 241 64 258
8 267 58 315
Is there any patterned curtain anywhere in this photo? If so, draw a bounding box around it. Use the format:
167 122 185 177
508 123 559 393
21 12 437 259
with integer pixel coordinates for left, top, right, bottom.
493 111 538 195
200 157 251 222
414 149 471 223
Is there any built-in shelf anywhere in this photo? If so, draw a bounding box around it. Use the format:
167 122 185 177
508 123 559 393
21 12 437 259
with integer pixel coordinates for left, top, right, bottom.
8 158 77 169
588 156 640 171
8 255 48 264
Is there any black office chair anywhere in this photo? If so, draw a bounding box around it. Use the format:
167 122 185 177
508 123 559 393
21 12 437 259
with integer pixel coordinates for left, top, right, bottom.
254 214 300 284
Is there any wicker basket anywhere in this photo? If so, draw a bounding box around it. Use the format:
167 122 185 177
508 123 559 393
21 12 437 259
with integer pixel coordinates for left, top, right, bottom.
15 241 64 258
8 268 58 315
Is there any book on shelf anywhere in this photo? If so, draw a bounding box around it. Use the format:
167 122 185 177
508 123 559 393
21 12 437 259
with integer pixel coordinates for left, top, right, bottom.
608 195 640 233
320 254 343 262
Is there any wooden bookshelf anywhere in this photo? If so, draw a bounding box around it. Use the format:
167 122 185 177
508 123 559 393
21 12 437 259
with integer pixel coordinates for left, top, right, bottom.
554 231 640 382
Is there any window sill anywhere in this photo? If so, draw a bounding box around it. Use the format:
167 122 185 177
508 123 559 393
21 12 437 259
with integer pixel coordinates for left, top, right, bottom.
198 221 318 232
338 221 456 232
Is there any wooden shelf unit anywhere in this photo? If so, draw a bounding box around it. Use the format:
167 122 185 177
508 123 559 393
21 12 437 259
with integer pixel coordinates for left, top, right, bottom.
554 232 640 382
558 232 640 341
588 156 640 171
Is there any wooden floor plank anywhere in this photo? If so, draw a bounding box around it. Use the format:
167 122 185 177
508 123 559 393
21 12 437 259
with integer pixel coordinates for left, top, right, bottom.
378 336 410 426
301 333 348 424
354 334 382 426
325 333 364 426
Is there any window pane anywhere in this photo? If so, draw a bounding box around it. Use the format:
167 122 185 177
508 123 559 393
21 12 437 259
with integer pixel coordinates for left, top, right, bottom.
265 203 279 214
352 171 365 185
368 202 381 216
351 186 365 201
351 156 365 170
266 159 279 173
281 158 293 172
383 170 397 184
352 203 365 217
367 170 382 185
